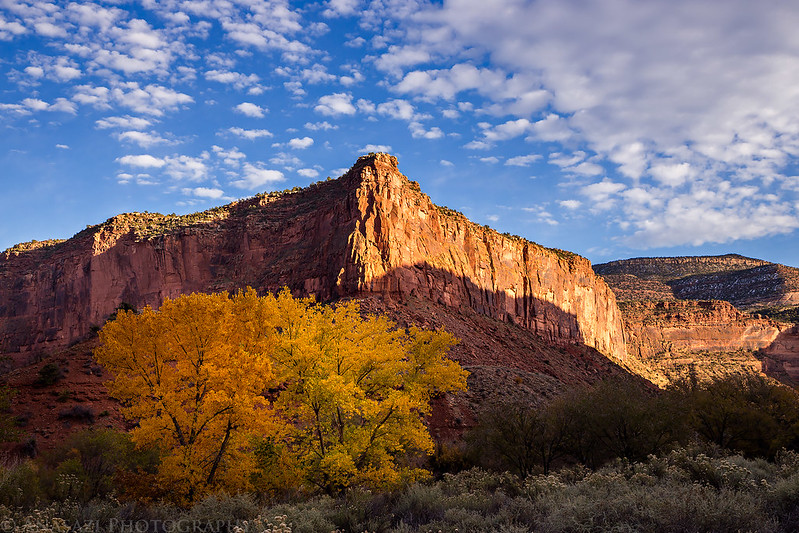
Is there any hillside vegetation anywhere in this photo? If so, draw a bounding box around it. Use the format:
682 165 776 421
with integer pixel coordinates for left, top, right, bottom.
3 372 799 530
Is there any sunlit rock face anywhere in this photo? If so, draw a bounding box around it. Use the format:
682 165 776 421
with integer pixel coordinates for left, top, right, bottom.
597 256 799 385
0 153 626 364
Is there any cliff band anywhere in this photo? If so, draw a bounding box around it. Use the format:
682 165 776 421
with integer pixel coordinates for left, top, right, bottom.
0 153 627 364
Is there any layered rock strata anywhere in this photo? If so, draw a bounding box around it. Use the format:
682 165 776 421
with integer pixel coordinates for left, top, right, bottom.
0 153 627 364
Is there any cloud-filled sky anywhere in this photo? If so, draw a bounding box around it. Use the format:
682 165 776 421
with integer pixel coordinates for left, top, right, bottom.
2 0 799 267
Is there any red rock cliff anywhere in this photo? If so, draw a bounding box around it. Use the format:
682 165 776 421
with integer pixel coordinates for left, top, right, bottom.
621 299 785 360
0 153 626 362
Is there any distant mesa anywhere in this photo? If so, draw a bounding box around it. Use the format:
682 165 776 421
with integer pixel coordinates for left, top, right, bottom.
594 254 799 311
594 255 799 386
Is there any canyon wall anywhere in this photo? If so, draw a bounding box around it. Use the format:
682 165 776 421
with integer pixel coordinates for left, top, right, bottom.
621 300 784 360
0 153 627 363
618 299 799 385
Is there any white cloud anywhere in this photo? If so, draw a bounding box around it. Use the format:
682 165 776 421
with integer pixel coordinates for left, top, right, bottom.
559 199 582 210
483 119 532 141
96 116 152 130
231 163 285 189
529 114 574 142
73 85 111 108
300 64 337 84
183 187 225 200
361 144 392 153
345 36 365 48
377 99 418 121
269 152 302 168
117 154 166 168
118 130 170 147
505 154 541 167
440 159 454 167
394 64 550 116
464 140 492 150
227 127 273 140
549 152 587 168
626 193 799 248
323 0 361 17
314 92 356 116
297 168 319 178
0 18 27 40
570 162 605 177
581 180 626 211
374 45 431 75
522 205 559 226
185 187 225 199
234 102 267 118
110 83 193 116
22 98 49 111
52 63 81 81
409 122 443 139
34 22 68 38
213 146 247 167
288 136 314 149
67 3 122 30
24 66 43 77
649 162 695 187
205 70 260 89
164 155 209 181
305 121 337 131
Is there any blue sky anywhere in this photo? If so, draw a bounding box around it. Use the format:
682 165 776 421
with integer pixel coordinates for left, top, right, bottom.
2 0 799 267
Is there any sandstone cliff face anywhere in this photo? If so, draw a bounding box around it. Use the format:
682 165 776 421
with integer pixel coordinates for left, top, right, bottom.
0 179 355 353
338 154 626 359
0 153 627 364
618 299 799 386
621 300 785 360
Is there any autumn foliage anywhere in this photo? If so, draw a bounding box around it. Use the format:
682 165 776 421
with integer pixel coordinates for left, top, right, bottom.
94 289 467 501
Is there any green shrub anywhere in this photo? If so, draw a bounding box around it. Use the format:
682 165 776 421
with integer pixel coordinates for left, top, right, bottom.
0 461 42 507
35 363 63 387
38 429 158 503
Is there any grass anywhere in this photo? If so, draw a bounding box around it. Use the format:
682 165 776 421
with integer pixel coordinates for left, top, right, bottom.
4 447 799 532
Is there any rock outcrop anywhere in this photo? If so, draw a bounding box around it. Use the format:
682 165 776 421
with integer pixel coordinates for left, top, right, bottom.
594 255 799 310
621 300 785 360
0 153 626 366
596 254 799 385
619 299 799 386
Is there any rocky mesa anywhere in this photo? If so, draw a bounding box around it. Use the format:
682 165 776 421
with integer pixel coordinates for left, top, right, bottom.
0 153 626 368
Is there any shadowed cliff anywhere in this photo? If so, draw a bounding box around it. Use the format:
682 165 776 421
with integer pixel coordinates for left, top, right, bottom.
0 153 626 369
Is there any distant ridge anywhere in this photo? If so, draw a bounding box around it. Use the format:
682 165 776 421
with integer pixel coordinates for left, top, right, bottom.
594 254 799 311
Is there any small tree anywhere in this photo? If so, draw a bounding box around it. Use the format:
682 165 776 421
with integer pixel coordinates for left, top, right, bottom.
681 374 799 457
469 401 563 477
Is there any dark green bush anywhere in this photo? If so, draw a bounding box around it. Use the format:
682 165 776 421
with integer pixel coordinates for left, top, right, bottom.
34 362 63 387
37 428 159 502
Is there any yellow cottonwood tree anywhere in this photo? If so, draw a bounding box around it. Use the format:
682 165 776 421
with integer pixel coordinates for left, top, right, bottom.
95 291 282 502
266 292 468 493
96 288 468 499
